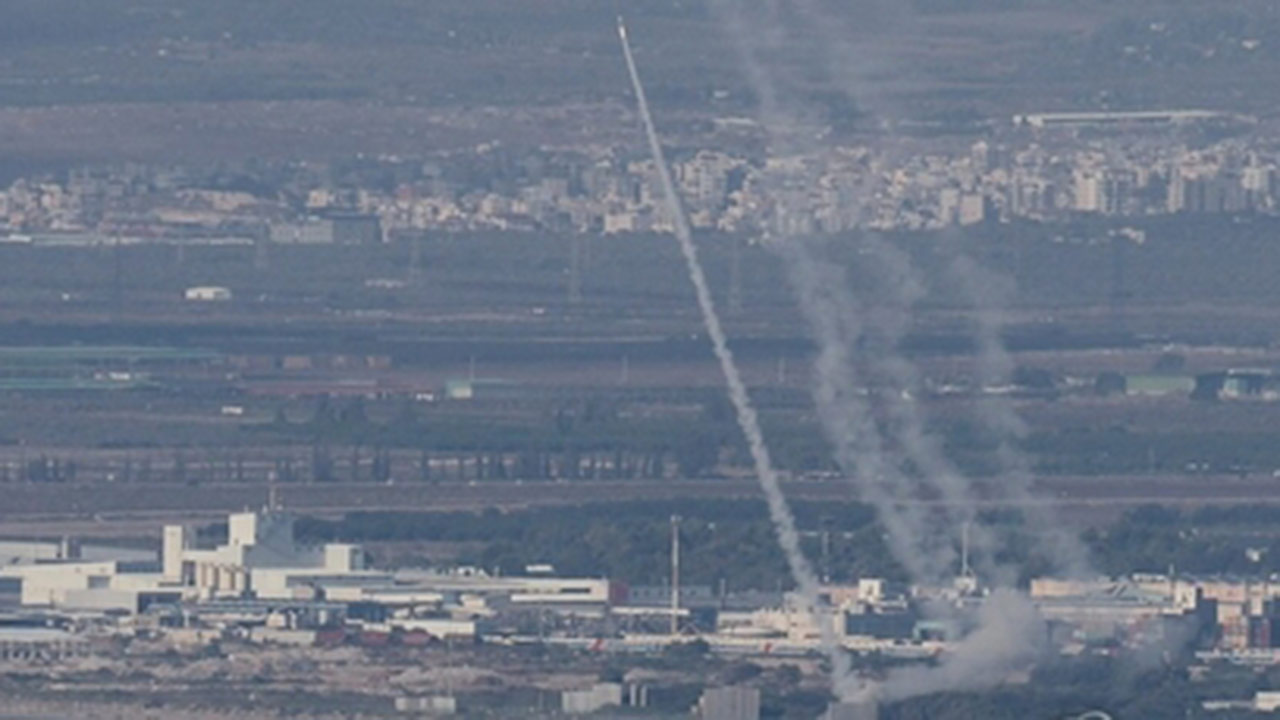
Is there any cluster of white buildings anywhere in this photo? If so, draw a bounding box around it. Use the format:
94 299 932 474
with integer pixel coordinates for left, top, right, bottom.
0 505 617 649
4 115 1280 243
0 507 376 613
7 502 1280 686
318 137 1280 237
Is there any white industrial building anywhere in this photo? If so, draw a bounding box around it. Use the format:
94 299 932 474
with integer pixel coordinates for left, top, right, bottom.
562 682 623 715
0 507 380 613
0 539 153 567
166 509 384 601
0 536 179 613
392 569 618 614
0 506 623 635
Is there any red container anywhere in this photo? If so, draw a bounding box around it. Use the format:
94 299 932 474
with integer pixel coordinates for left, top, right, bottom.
315 628 348 647
401 630 432 647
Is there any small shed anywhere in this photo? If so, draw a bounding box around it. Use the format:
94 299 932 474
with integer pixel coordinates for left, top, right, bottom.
184 286 232 302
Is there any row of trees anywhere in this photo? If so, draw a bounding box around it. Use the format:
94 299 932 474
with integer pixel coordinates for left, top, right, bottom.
0 444 721 486
296 500 907 589
295 499 1280 590
1086 504 1280 577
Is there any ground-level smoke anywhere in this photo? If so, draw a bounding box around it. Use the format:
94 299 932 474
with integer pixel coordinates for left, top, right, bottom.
617 16 852 687
877 589 1050 701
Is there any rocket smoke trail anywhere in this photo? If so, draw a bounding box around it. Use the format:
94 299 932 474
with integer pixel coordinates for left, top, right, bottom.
780 0 1090 697
781 242 952 585
616 17 853 690
784 0 1092 579
708 0 985 586
841 229 1026 583
948 255 1092 579
705 1 1074 700
841 237 1010 583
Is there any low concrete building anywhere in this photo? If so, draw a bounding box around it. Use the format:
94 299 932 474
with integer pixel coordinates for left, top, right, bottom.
562 683 622 715
183 286 232 302
1 507 377 614
392 569 619 615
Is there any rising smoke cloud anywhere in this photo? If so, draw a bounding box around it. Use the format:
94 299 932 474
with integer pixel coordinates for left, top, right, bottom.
616 17 852 686
876 589 1051 702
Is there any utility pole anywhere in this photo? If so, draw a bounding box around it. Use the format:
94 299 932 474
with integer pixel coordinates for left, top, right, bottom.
267 471 283 512
670 514 681 636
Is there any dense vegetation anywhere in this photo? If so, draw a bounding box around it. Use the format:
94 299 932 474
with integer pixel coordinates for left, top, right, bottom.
295 500 1052 588
287 501 1280 592
297 500 904 589
1087 504 1280 577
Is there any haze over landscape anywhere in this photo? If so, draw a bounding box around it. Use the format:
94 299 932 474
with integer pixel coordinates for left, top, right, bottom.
4 2 1280 719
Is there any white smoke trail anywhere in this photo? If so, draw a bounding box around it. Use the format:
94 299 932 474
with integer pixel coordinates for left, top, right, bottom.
781 241 950 586
851 236 1011 584
720 0 960 585
710 0 1000 585
617 17 853 688
783 0 1094 577
778 0 1102 700
710 0 1095 701
948 255 1093 579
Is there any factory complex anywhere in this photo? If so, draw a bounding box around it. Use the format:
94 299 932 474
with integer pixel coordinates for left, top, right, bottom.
2 508 1280 719
0 504 1264 667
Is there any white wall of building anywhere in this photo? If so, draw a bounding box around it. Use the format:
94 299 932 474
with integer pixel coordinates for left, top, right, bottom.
1 561 117 606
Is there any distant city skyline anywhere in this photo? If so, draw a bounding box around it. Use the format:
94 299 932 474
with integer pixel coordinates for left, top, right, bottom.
1 112 1276 246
